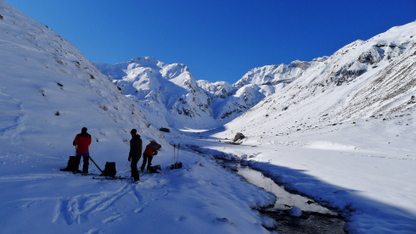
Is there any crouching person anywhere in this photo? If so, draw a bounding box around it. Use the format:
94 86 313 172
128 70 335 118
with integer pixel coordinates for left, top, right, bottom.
141 140 160 173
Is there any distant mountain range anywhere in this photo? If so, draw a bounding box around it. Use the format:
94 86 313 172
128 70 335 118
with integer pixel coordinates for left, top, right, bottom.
94 57 322 129
95 21 416 130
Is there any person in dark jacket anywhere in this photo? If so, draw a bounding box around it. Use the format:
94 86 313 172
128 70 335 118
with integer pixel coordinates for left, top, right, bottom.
141 140 160 173
128 129 142 182
73 127 92 174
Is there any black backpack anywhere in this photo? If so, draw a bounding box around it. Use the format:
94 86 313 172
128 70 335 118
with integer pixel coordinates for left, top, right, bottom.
149 165 162 174
60 156 80 172
101 162 117 178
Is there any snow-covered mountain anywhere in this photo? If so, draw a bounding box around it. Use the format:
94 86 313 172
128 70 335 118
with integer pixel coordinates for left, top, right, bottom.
224 21 416 137
95 57 324 128
95 58 216 129
97 21 416 132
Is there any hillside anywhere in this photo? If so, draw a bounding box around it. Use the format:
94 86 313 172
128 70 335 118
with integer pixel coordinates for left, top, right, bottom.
0 1 275 233
0 1 166 159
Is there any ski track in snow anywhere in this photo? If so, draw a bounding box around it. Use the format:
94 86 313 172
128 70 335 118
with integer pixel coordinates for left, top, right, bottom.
50 178 170 227
0 92 23 138
53 183 141 225
0 174 68 182
4 173 152 228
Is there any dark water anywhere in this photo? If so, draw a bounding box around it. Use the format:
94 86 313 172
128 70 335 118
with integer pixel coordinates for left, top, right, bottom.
225 161 347 233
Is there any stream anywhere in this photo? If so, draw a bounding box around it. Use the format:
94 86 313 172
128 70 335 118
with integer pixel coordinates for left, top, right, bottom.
186 145 347 233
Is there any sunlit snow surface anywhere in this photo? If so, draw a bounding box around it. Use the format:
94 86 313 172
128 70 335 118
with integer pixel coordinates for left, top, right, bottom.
1 1 415 233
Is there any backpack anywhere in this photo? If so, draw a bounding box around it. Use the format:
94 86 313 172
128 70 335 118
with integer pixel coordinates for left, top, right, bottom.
101 162 117 178
170 162 182 170
149 165 162 174
144 145 155 155
60 156 80 172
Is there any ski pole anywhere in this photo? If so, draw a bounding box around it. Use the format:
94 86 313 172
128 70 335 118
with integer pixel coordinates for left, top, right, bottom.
89 156 103 174
173 144 176 169
177 143 180 164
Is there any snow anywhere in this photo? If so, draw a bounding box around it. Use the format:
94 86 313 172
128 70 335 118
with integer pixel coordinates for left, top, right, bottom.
289 207 302 217
0 2 274 233
207 118 416 232
1 1 416 233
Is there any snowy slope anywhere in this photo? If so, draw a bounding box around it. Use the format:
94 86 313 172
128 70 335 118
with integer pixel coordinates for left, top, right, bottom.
210 21 416 233
0 1 276 233
226 21 416 135
0 4 162 158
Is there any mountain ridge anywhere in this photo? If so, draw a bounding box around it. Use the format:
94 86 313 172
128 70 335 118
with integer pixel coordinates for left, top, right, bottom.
95 21 416 130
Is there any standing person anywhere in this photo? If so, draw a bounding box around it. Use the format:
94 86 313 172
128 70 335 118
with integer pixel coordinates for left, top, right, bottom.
141 140 160 173
73 127 92 174
128 129 142 182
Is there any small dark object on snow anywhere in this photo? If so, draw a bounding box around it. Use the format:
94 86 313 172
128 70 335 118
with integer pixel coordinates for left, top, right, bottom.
100 162 117 178
0 15 3 20
159 127 170 133
233 132 245 142
55 111 60 116
170 162 182 170
60 156 81 173
149 165 163 174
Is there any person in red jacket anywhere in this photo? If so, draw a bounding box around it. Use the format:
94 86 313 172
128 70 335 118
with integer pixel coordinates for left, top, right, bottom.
73 127 92 174
140 140 160 173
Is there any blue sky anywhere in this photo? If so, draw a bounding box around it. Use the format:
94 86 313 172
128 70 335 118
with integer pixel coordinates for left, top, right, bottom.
5 0 416 84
